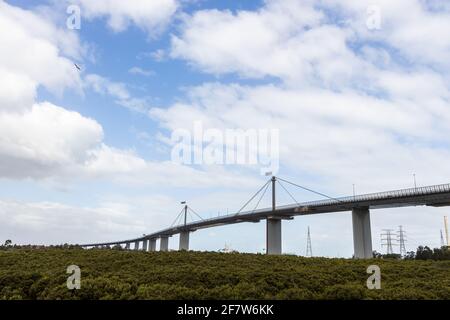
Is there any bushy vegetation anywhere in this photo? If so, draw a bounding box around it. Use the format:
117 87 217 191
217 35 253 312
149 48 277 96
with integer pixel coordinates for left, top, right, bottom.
0 248 448 300
372 246 450 260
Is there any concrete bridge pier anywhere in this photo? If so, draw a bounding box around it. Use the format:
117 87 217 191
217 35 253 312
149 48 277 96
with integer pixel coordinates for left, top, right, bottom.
160 236 169 251
266 218 282 255
142 239 148 251
179 231 190 251
149 239 157 251
134 241 139 251
352 207 373 259
125 242 130 250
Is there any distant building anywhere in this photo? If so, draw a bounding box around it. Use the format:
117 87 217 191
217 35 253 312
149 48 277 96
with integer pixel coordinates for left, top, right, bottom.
218 243 238 253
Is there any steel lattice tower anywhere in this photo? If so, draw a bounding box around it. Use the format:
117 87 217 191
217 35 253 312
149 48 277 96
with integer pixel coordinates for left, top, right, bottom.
306 226 313 257
381 229 397 254
444 216 449 247
397 225 407 256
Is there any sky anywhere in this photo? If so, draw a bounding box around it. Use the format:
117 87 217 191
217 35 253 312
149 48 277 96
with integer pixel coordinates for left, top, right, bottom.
1 0 450 257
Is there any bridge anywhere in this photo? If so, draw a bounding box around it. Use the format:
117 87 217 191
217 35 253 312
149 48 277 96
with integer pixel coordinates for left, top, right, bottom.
80 176 450 258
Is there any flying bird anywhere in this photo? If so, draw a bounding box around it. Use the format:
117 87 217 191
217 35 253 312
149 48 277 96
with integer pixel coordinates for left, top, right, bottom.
74 63 81 71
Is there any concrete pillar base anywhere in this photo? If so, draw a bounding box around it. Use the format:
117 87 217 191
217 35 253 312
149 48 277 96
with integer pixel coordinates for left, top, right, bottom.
160 236 169 252
179 231 190 251
266 218 282 255
142 239 148 251
149 239 157 252
352 207 373 259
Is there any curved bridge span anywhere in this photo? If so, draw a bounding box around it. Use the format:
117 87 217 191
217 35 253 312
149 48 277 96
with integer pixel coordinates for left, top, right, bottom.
80 177 450 258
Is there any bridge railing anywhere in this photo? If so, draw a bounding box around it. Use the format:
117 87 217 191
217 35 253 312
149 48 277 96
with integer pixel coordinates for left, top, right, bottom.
295 183 450 208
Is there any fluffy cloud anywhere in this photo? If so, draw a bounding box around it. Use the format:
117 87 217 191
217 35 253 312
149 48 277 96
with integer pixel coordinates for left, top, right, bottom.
75 0 178 34
84 73 153 113
0 2 256 190
158 0 450 194
321 0 450 69
171 0 334 84
129 66 154 77
151 82 450 192
0 1 99 181
0 2 101 181
0 1 82 112
0 197 170 245
0 102 103 179
171 0 450 88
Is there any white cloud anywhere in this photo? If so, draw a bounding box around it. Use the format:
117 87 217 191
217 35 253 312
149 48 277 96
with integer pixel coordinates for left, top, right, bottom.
85 73 130 100
0 198 167 245
321 0 450 69
0 69 37 112
0 1 82 112
150 49 166 61
0 2 100 180
129 66 154 77
163 0 450 195
170 0 450 88
0 102 103 179
75 0 178 35
82 144 262 189
170 0 360 86
136 49 166 61
0 2 257 191
84 73 153 113
150 78 450 193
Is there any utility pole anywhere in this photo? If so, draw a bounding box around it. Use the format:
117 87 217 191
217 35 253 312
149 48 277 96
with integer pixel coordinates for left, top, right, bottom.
397 225 407 256
381 229 397 254
306 226 313 257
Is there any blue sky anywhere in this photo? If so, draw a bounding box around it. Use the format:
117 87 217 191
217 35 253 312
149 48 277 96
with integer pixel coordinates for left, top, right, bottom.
1 0 450 256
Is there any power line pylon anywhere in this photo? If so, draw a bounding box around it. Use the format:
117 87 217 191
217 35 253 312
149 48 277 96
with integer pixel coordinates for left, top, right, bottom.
381 229 397 254
397 225 407 256
306 226 313 257
444 216 449 247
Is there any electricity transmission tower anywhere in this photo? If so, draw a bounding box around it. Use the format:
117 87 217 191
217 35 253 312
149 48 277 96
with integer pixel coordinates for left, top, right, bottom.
306 226 313 257
444 216 449 247
397 225 407 256
381 229 397 254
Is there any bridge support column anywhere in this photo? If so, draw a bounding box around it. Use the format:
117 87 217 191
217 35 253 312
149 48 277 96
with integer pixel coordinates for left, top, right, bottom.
266 218 282 255
149 239 157 251
179 231 189 251
352 207 373 259
142 239 148 251
134 241 139 251
125 242 130 250
160 236 169 252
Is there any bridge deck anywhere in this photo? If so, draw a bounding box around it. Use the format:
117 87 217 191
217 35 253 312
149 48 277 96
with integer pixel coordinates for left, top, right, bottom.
81 183 450 247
